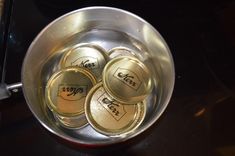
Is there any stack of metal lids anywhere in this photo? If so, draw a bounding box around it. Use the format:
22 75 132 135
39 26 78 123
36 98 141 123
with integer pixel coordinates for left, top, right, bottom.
45 43 153 137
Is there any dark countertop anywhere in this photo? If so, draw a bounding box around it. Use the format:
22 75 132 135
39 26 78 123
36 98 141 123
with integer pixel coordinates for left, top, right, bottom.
0 0 235 155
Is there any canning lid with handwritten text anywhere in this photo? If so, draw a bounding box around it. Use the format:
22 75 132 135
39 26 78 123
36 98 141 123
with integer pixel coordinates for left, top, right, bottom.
45 67 97 117
85 82 146 136
102 56 153 104
60 43 108 80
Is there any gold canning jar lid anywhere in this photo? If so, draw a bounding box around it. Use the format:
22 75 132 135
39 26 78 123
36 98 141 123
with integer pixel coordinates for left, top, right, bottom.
85 82 146 136
108 47 137 59
45 67 97 117
53 112 88 129
60 43 108 80
102 56 153 104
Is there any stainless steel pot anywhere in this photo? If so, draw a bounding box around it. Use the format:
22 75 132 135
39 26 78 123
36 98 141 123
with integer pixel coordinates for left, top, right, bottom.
1 7 175 146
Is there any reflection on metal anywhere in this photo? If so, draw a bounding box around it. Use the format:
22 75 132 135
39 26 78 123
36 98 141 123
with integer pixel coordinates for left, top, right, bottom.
194 108 206 117
0 0 4 21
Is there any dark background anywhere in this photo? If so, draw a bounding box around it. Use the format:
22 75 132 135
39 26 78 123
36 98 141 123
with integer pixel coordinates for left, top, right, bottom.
0 0 235 155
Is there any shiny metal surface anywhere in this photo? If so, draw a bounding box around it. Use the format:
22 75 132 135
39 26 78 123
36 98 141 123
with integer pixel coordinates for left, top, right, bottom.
45 67 97 128
108 47 137 59
103 56 153 104
85 82 146 136
60 43 108 80
0 82 22 100
6 82 22 91
53 112 88 129
45 67 97 116
21 7 175 146
0 0 4 21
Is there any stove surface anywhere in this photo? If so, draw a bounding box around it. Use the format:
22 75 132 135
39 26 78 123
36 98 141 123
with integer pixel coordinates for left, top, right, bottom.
0 0 235 155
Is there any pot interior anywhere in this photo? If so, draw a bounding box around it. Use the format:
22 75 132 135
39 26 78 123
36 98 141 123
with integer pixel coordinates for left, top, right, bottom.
22 7 174 146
